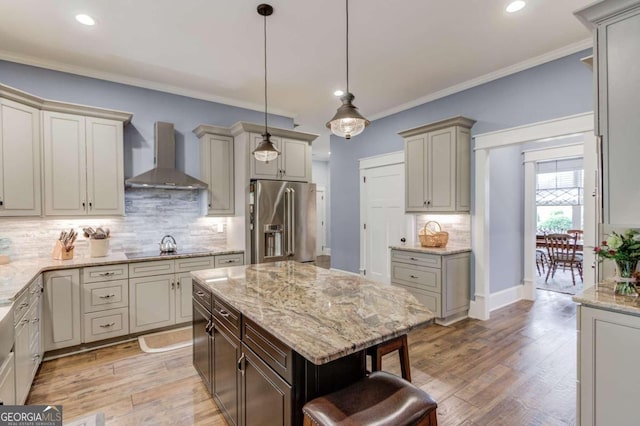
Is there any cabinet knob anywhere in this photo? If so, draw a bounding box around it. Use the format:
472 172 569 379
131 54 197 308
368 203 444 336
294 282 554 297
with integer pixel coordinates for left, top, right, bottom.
400 237 406 243
0 199 3 207
410 275 418 279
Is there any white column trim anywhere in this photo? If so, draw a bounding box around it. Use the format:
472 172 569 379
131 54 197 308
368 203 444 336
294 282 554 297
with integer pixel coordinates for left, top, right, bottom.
523 161 538 300
522 143 584 163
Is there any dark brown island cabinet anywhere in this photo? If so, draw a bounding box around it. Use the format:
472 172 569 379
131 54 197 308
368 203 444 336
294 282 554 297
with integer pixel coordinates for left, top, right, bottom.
192 281 365 426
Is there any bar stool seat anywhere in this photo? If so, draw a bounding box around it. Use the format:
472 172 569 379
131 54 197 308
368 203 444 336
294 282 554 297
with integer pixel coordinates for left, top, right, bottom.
302 371 438 426
366 334 411 381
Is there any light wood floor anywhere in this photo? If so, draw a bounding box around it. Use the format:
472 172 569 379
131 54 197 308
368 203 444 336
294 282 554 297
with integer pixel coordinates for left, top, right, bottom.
28 290 576 426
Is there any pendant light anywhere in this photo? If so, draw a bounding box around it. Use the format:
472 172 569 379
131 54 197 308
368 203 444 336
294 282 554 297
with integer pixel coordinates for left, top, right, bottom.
326 0 370 140
253 4 280 162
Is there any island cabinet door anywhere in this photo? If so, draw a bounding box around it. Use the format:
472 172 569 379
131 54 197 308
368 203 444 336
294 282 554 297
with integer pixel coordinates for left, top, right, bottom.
241 343 292 426
192 300 212 394
213 320 241 426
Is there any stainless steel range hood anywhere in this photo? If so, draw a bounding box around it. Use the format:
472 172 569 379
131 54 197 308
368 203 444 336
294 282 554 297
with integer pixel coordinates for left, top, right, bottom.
125 122 208 190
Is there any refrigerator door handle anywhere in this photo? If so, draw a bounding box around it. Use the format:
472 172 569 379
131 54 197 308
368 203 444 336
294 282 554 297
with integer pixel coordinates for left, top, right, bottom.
290 188 295 256
285 188 291 256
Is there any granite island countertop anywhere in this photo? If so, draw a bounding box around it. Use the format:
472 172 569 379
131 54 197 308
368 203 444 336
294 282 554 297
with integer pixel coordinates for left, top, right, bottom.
191 261 435 365
0 246 244 304
389 242 471 255
573 280 640 317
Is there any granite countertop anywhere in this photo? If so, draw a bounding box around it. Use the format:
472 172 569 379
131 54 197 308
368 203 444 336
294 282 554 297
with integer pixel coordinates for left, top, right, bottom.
0 246 244 304
192 261 435 365
389 242 471 255
573 281 640 316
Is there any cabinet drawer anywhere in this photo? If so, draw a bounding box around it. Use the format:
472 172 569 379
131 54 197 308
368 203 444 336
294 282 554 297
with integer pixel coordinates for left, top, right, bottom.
213 298 241 339
391 263 441 292
392 283 441 317
83 308 129 343
193 282 212 312
83 264 128 283
29 275 43 297
129 260 175 278
214 253 244 268
82 280 128 313
243 317 293 384
13 290 30 325
175 256 214 273
391 250 441 268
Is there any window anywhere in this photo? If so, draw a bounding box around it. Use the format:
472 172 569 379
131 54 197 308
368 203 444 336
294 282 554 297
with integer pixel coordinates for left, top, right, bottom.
536 158 584 233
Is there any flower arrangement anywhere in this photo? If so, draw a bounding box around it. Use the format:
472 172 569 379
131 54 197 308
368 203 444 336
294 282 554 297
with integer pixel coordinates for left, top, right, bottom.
595 229 640 295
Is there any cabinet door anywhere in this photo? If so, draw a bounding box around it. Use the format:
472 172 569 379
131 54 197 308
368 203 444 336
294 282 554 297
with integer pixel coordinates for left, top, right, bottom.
176 272 193 323
405 136 427 212
599 9 640 225
85 117 124 215
129 274 176 333
442 253 470 318
202 134 234 215
28 296 42 377
14 317 30 404
43 269 81 351
192 300 212 394
281 139 309 182
427 128 455 211
43 111 87 216
0 99 41 216
242 344 292 426
0 353 15 406
251 133 282 179
213 322 241 426
456 127 471 211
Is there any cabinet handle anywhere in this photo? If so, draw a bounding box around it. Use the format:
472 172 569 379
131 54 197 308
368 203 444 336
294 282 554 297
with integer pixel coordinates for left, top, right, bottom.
89 201 93 209
410 275 418 279
33 355 41 363
177 281 180 289
427 200 431 206
99 323 115 328
410 257 418 261
98 294 115 299
99 272 115 277
222 259 236 264
171 282 175 290
423 201 426 206
205 319 212 333
19 302 29 309
82 201 86 208
237 353 246 376
20 319 29 326
196 291 206 297
30 318 40 324
218 309 230 318
0 199 3 207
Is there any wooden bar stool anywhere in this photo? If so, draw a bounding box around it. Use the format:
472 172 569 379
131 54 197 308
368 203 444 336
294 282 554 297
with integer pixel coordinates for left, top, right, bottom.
303 371 438 426
367 334 412 382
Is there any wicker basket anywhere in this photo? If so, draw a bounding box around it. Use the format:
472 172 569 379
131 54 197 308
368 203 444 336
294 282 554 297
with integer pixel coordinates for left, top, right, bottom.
418 221 449 248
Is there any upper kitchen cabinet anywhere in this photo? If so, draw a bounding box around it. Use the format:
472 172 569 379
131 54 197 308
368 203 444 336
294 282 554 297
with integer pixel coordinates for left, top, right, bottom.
194 125 235 216
0 98 41 216
399 116 475 213
43 111 130 216
576 0 640 226
231 122 317 182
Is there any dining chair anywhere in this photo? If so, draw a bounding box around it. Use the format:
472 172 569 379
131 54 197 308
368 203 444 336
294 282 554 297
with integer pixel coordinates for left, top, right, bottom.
544 233 583 285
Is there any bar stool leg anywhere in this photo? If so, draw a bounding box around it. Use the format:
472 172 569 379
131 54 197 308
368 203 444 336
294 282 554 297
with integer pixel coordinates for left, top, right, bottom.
399 335 412 382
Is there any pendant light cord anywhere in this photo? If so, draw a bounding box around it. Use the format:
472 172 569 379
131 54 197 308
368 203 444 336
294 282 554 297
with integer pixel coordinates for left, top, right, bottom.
264 12 268 133
346 0 350 94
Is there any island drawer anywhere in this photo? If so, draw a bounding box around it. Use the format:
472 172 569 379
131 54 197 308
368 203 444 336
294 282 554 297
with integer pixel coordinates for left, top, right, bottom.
392 283 441 317
391 250 441 269
193 282 212 312
175 256 214 273
213 298 241 339
129 260 175 278
83 307 129 343
82 280 128 313
83 264 128 283
243 317 293 384
214 253 244 268
391 263 441 292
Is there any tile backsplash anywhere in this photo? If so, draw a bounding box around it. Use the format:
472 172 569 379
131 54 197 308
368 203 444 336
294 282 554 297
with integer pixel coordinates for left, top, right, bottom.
416 214 471 246
0 189 229 261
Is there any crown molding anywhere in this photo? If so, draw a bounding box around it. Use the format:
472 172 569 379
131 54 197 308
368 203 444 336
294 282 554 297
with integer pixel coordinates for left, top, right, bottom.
398 116 476 138
229 121 318 142
0 50 297 119
368 38 593 122
193 124 233 138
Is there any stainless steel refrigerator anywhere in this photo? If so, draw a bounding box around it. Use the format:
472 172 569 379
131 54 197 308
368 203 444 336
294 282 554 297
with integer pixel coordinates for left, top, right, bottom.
250 180 316 264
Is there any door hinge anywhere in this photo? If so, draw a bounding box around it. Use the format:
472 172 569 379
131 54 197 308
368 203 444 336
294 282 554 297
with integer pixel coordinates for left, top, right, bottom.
363 176 366 183
321 221 324 226
363 269 366 276
364 223 366 230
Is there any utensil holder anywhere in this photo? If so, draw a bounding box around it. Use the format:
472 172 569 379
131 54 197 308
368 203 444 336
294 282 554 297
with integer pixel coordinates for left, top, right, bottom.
52 240 74 260
90 238 110 257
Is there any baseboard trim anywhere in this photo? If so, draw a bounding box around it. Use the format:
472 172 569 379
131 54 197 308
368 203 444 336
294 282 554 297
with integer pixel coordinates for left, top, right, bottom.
490 284 525 312
324 248 331 256
468 295 489 320
329 267 361 277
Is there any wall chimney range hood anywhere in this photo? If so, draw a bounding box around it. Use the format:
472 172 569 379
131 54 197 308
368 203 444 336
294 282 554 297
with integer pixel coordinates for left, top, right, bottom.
125 122 208 190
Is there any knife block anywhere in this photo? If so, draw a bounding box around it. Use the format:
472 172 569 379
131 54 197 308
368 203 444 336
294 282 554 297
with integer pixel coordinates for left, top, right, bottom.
52 240 74 260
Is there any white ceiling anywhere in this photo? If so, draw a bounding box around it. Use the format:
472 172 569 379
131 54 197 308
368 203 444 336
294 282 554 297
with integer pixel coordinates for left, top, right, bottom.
0 0 594 159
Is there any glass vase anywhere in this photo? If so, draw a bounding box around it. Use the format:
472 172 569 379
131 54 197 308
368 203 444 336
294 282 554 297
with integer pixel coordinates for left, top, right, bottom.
614 260 639 296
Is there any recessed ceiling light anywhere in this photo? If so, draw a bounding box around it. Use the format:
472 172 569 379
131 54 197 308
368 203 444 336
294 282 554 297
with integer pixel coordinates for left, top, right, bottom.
333 90 344 97
506 1 526 13
75 14 96 26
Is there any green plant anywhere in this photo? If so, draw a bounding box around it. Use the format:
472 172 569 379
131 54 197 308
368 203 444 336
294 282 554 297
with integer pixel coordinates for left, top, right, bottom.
594 229 640 262
539 210 572 233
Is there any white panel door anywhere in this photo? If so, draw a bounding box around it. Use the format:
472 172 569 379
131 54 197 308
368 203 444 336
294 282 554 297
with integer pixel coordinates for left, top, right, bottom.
129 274 175 333
282 138 308 181
316 188 326 255
363 163 406 284
43 269 81 351
204 134 234 215
43 111 87 216
85 117 124 215
428 128 455 211
0 99 41 216
251 133 281 179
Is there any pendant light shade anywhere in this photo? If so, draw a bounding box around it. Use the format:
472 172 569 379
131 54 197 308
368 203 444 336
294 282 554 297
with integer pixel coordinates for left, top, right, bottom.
253 4 280 162
327 0 369 139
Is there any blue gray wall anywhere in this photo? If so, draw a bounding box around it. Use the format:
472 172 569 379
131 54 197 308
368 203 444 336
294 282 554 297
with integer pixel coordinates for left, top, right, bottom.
0 60 293 179
330 50 594 295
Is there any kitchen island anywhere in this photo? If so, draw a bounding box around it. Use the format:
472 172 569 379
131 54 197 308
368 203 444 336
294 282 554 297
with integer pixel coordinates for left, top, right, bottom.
191 261 435 426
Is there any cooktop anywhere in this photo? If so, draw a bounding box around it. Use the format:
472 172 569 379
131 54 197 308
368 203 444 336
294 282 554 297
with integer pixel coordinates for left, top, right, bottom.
124 247 213 260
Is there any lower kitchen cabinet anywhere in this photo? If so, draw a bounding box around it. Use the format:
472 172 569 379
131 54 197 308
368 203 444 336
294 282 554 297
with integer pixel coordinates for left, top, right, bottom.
192 299 212 394
15 274 43 404
14 308 30 404
43 269 81 351
129 274 176 333
0 352 15 405
213 319 241 426
176 272 194 323
391 249 470 324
